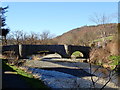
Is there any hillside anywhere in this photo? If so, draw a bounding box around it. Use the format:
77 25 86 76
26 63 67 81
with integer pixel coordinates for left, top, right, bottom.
53 23 118 46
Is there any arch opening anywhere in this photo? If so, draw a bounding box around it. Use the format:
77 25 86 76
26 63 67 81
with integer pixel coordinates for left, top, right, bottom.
71 51 84 59
27 50 62 60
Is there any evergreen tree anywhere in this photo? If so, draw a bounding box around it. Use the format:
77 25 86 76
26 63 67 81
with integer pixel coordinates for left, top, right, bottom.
0 6 10 45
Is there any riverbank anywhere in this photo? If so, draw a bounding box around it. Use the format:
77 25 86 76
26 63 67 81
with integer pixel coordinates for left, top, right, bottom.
18 65 119 88
23 56 119 89
2 53 119 89
2 60 50 89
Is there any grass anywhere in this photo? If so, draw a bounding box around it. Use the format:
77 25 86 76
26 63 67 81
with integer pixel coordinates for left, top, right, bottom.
2 59 50 89
72 51 83 57
8 65 33 78
108 56 120 70
92 36 113 43
109 56 120 66
2 59 16 71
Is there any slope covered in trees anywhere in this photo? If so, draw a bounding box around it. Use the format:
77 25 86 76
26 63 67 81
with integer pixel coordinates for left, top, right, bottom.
6 23 118 46
53 23 118 46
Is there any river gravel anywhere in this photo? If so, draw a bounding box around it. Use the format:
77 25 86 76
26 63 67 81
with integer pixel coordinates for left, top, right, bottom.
22 54 119 89
20 66 119 89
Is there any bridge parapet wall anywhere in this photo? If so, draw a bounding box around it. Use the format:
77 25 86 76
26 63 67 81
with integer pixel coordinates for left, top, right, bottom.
2 45 19 55
19 45 70 58
2 45 91 59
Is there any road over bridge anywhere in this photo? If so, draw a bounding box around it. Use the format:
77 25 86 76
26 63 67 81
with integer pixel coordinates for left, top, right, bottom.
1 45 91 59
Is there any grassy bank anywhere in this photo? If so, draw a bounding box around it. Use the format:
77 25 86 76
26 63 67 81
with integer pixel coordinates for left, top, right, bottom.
2 59 50 89
94 36 113 42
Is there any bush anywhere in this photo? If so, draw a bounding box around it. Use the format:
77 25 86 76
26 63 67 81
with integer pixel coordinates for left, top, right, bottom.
109 56 120 65
109 56 120 71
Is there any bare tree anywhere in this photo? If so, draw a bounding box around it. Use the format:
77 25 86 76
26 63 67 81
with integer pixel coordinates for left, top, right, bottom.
40 30 55 45
13 30 24 44
40 31 51 40
89 13 112 48
88 48 118 89
26 32 39 44
89 13 111 25
6 30 56 45
7 30 28 45
88 13 119 88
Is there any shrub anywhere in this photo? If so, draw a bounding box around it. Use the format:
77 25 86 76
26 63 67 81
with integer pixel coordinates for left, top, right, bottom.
109 56 120 71
109 56 120 65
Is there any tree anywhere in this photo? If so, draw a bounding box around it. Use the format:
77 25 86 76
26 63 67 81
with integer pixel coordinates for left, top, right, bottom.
8 30 29 45
40 30 55 45
89 13 111 48
89 13 111 25
26 32 39 44
40 31 51 40
88 13 119 89
0 6 10 45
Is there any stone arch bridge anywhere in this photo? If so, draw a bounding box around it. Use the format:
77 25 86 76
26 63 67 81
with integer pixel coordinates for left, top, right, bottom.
1 45 91 59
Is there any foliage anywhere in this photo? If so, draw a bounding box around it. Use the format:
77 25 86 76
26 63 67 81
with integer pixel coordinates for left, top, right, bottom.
72 51 83 57
93 36 113 43
88 51 119 89
109 56 120 65
2 59 15 71
8 65 49 89
0 6 10 34
0 6 10 45
9 65 33 78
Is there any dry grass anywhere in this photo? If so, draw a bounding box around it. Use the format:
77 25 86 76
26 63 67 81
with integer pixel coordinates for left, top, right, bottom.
89 39 118 69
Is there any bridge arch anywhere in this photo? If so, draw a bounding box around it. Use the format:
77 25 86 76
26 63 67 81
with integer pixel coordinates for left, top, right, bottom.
2 45 91 59
68 45 91 59
26 50 62 60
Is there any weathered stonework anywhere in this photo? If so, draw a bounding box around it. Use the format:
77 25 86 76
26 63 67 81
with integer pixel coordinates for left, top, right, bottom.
2 45 91 59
